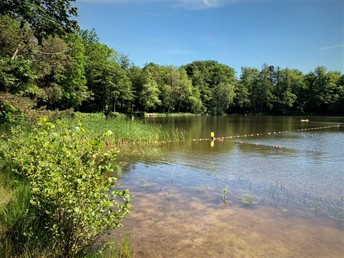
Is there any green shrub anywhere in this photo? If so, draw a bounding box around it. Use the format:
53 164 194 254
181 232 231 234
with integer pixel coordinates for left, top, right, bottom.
106 112 128 119
0 101 23 124
2 117 131 257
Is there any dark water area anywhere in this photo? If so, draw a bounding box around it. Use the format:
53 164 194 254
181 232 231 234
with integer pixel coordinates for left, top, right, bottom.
114 116 344 257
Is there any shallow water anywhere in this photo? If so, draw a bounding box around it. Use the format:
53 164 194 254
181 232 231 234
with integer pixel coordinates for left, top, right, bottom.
114 116 344 257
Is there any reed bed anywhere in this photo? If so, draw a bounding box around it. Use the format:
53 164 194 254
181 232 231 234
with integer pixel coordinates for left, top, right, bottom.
62 112 185 145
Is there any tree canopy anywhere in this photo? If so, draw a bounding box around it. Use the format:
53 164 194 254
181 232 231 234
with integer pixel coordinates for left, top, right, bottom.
0 0 78 43
0 6 343 117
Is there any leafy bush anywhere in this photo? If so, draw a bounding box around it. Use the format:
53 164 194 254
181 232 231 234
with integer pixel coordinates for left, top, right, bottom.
2 117 131 257
106 111 127 119
0 100 23 124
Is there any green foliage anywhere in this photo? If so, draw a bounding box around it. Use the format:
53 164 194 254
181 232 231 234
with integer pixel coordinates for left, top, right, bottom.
80 33 131 113
209 82 236 115
0 56 36 94
1 13 343 116
254 64 275 113
59 33 90 109
2 118 131 257
234 67 259 113
183 60 235 114
0 0 79 43
86 234 132 258
0 100 23 124
64 112 185 145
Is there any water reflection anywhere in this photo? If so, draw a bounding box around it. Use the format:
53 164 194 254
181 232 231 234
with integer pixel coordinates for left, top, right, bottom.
115 116 344 257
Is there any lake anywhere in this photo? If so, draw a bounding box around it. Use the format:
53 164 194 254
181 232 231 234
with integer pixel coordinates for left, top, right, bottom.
115 116 344 257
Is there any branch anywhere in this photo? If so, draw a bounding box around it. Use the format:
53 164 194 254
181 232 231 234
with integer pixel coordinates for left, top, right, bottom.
36 50 68 55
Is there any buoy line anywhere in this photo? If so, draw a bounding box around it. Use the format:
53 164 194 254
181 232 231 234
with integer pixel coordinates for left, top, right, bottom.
191 124 343 143
150 123 342 145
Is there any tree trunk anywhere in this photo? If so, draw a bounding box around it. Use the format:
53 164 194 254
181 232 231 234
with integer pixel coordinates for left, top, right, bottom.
11 42 22 60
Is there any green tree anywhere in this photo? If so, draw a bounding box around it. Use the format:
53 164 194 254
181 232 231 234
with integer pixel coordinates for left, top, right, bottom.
0 0 78 44
0 57 36 94
304 66 341 113
274 68 299 113
58 33 89 109
81 39 116 112
173 68 194 112
210 81 236 115
142 63 172 113
0 15 36 60
0 15 37 94
139 71 161 112
184 60 235 114
108 63 132 113
254 64 275 113
80 30 133 114
234 67 259 113
334 74 344 113
32 36 70 108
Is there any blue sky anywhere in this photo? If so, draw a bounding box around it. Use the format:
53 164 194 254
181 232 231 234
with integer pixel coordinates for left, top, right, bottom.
75 0 344 75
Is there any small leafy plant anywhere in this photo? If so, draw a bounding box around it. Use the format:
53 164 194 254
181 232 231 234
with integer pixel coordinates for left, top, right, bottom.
2 117 131 257
240 193 258 207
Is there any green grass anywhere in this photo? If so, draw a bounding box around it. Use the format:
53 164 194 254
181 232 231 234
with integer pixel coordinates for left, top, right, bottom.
62 112 185 145
0 112 182 257
0 172 38 257
0 112 177 257
86 234 132 258
0 174 13 210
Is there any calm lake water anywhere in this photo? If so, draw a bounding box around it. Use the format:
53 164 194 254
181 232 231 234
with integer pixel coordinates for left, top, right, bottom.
115 116 344 258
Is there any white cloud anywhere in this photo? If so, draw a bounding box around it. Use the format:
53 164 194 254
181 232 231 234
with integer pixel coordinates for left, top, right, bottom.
76 0 248 9
173 0 220 9
319 44 344 51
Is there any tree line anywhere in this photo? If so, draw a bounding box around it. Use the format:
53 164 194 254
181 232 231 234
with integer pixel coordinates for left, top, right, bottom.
1 1 343 116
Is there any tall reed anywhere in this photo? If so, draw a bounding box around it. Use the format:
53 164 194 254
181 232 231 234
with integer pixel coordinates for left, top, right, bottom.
62 113 185 145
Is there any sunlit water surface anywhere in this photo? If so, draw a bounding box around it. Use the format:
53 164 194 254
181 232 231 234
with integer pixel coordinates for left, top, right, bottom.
113 116 344 257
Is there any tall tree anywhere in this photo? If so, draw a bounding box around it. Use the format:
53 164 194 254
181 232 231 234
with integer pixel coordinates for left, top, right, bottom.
211 82 235 115
108 63 132 113
254 64 275 113
235 67 259 113
81 42 116 112
274 68 298 113
0 0 78 44
58 33 89 109
184 60 235 114
139 70 161 112
0 15 37 94
304 66 341 113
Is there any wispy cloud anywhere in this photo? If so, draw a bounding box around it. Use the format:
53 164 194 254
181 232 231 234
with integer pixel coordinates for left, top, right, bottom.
173 0 220 9
319 44 344 51
77 0 249 9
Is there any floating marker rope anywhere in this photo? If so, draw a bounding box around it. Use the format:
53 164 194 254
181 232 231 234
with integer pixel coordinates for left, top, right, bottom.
152 123 342 145
191 124 342 142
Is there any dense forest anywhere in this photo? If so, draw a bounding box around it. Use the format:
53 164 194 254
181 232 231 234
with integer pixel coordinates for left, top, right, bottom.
1 0 343 120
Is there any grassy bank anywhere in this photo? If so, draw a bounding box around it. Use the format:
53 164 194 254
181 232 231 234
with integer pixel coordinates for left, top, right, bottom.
63 112 185 145
0 112 185 257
